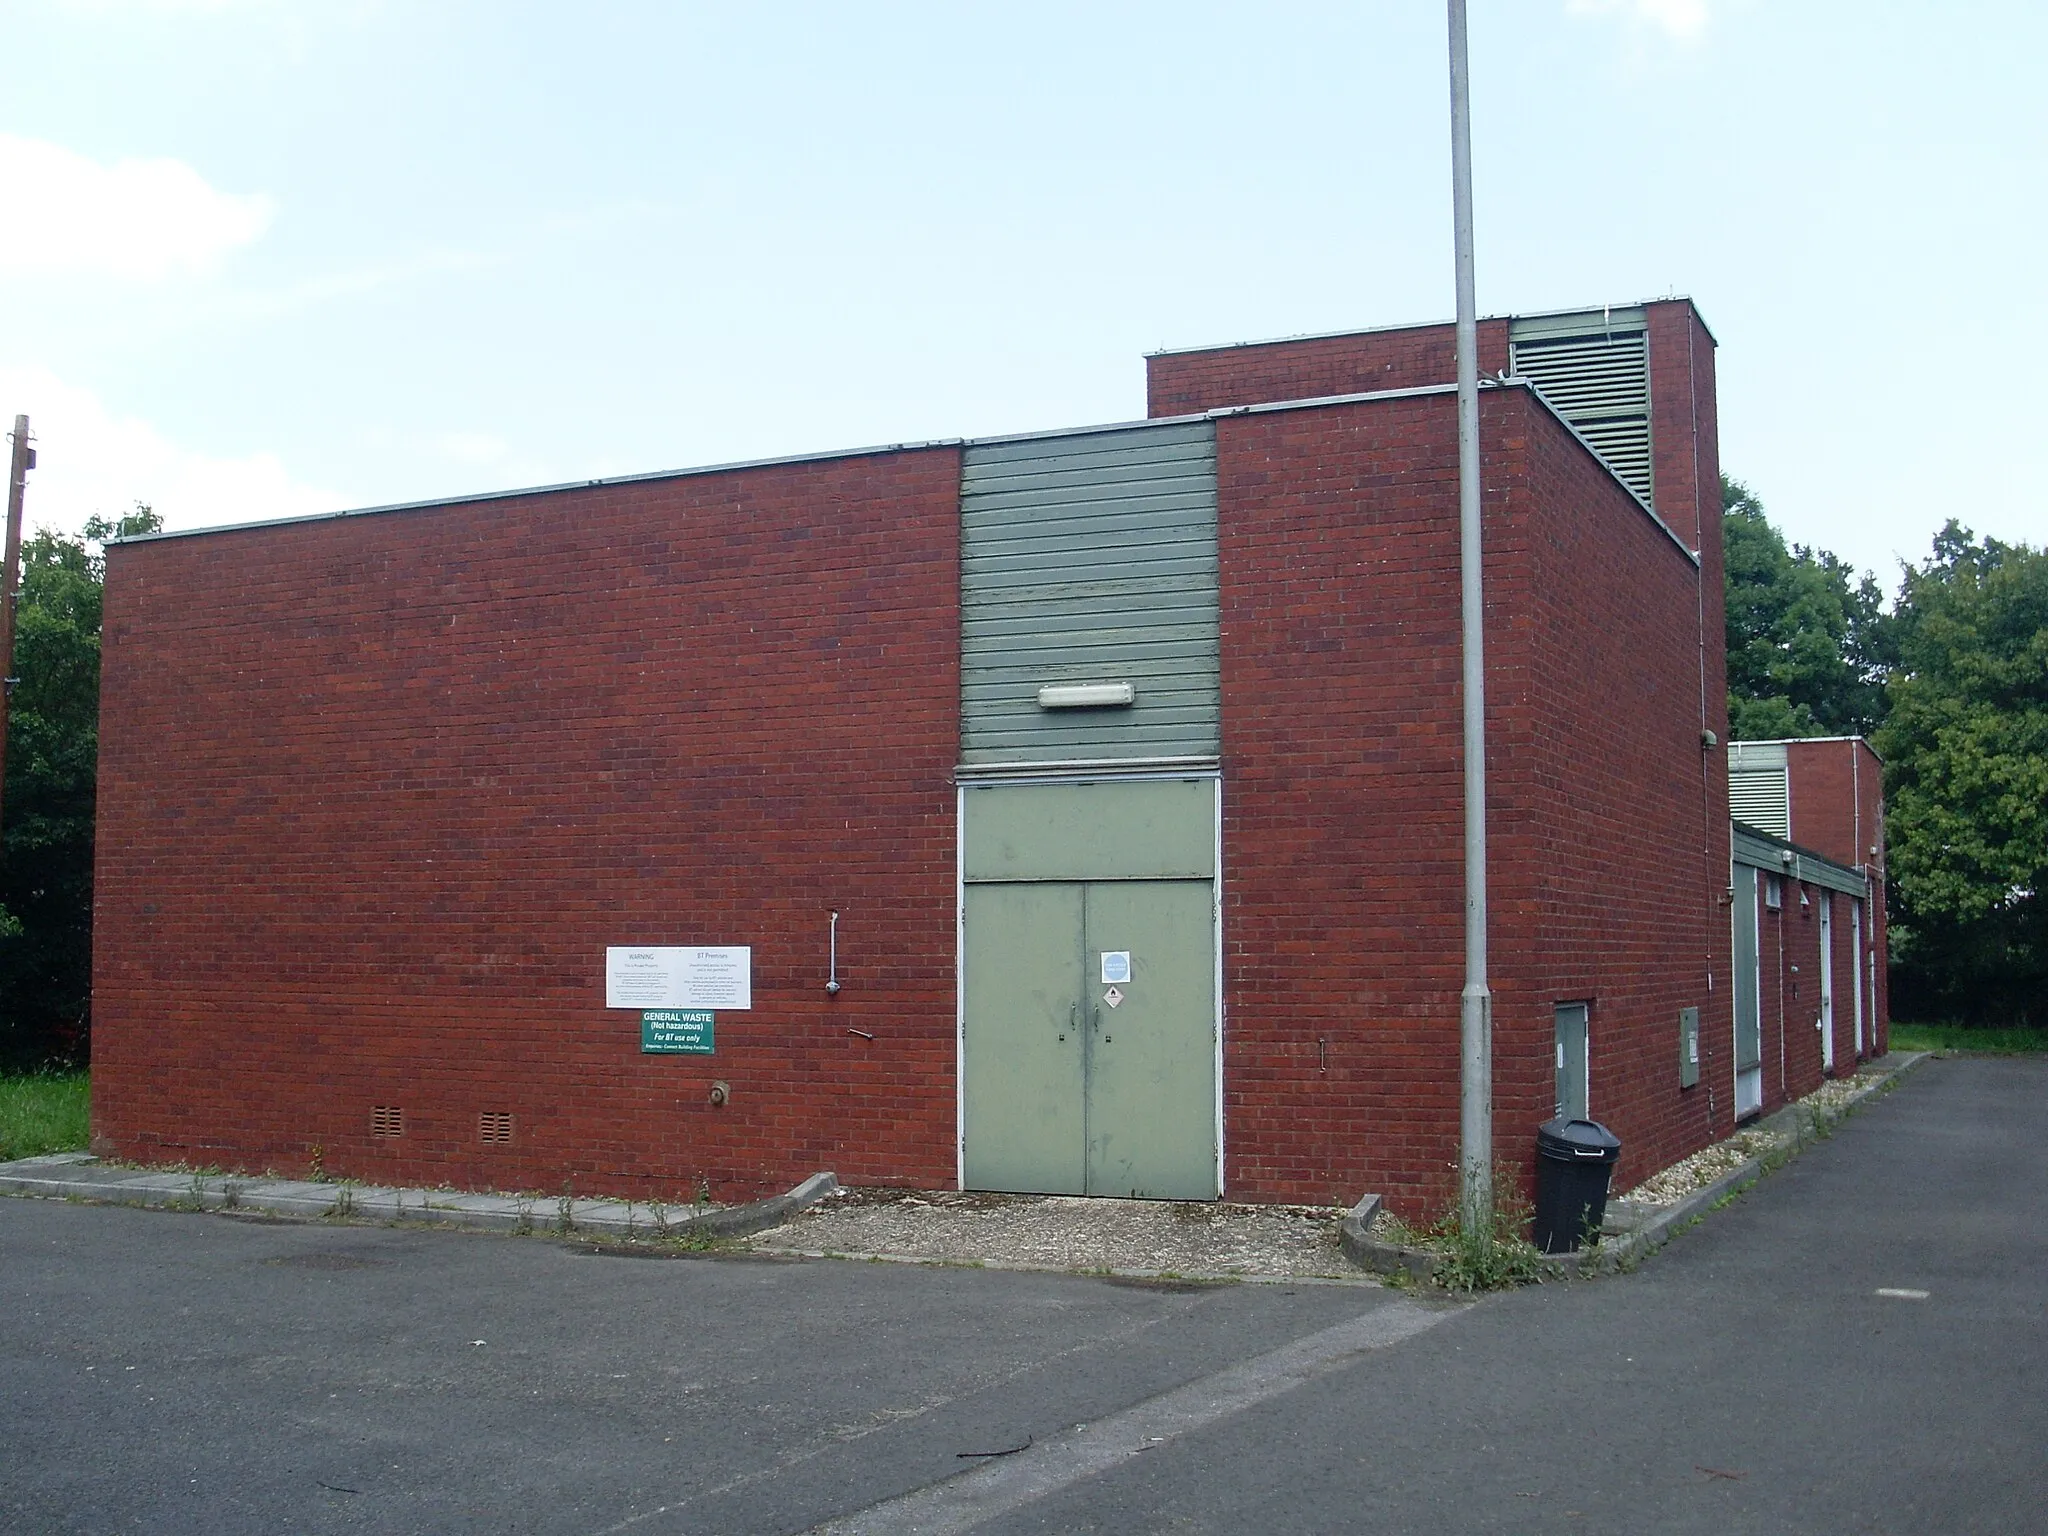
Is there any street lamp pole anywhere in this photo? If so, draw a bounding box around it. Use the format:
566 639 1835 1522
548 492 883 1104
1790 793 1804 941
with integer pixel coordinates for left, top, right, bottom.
1447 2 1494 1235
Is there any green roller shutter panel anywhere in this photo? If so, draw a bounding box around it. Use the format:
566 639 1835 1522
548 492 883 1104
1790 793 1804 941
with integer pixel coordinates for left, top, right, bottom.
961 421 1219 765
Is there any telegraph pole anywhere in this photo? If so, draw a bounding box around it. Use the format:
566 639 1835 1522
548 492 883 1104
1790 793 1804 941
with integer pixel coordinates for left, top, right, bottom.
1447 4 1494 1236
0 415 31 832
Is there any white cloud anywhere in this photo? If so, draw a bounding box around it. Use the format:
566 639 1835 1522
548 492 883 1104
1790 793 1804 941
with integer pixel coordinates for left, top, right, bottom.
1565 0 1713 43
0 366 344 535
0 134 274 281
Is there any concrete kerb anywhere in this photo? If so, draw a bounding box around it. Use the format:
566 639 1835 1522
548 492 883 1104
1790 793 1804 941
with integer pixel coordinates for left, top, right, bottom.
1339 1051 1931 1285
0 1157 841 1242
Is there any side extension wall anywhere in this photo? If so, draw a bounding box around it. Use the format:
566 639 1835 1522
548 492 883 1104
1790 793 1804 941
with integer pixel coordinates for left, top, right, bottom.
1215 386 1728 1213
1508 386 1729 1196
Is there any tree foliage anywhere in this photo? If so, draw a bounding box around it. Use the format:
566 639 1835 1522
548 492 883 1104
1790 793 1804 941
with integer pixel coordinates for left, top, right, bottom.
1723 476 1891 739
1875 523 2048 1025
0 505 161 1068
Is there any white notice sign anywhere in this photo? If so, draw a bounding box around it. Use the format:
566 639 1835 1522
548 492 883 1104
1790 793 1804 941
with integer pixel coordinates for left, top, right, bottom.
1100 951 1131 985
606 947 753 1010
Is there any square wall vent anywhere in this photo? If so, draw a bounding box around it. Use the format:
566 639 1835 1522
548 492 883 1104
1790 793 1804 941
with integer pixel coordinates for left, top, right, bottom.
478 1112 515 1145
370 1106 404 1138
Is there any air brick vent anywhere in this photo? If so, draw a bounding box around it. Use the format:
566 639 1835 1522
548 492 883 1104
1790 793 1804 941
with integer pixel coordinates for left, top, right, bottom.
370 1106 404 1138
478 1112 515 1145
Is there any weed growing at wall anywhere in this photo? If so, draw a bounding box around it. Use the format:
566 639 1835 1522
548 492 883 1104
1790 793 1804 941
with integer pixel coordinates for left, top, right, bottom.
1424 1198 1548 1295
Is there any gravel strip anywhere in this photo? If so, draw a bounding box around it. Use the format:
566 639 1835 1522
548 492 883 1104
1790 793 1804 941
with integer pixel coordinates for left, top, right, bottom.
752 1062 1913 1280
751 1188 1361 1282
1622 1065 1892 1208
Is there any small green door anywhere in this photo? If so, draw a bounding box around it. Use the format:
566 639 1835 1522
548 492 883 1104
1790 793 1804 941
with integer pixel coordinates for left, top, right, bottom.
962 879 1216 1199
1082 880 1216 1199
1553 1002 1589 1121
962 883 1087 1195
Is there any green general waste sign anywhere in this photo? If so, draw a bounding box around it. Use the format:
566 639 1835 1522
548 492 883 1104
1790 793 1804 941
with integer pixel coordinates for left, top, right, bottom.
641 1009 715 1054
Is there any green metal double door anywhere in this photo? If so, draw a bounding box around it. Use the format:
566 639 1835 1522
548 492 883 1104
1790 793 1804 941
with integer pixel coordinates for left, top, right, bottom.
963 878 1217 1200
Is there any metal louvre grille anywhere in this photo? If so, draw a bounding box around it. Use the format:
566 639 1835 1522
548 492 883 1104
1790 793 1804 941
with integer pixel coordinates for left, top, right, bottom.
960 421 1220 765
478 1112 515 1145
370 1105 404 1138
1509 328 1654 503
1729 768 1791 839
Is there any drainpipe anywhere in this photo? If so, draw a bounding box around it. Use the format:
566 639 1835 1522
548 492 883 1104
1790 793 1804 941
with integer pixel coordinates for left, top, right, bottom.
1448 0 1493 1234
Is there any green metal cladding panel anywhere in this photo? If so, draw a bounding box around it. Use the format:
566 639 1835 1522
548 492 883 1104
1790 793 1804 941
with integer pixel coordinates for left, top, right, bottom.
960 421 1220 764
962 779 1215 884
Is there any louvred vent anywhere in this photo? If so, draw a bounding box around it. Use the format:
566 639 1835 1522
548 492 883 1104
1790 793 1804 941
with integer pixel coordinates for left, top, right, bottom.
1509 325 1654 505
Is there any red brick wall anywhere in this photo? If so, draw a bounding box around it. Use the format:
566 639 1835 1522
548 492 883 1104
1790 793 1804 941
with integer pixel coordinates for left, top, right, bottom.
1785 737 1889 1052
1151 303 1718 539
94 308 1745 1213
1743 871 1851 1118
1147 319 1512 419
1214 386 1727 1214
1213 392 1476 1215
1643 301 1718 554
1513 387 1731 1195
93 448 964 1202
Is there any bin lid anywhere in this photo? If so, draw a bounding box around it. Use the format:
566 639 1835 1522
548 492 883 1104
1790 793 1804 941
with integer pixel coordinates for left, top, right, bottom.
1537 1117 1622 1162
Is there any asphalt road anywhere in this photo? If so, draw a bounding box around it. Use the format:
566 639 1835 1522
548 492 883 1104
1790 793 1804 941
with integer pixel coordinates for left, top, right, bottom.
3 1055 2042 1534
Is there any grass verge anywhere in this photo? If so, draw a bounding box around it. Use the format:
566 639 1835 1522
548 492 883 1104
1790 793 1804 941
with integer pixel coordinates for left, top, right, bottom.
1890 1024 2048 1054
0 1071 91 1161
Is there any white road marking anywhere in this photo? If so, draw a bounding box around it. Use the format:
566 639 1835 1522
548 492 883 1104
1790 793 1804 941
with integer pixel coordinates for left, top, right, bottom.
807 1299 1458 1536
1876 1287 1930 1299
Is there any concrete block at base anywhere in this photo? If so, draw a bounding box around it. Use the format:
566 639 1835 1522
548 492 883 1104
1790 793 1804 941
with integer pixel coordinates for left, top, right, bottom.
693 1172 840 1239
1337 1193 1441 1284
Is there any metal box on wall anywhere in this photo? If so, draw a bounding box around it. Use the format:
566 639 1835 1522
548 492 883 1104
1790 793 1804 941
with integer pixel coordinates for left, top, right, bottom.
1679 1006 1701 1088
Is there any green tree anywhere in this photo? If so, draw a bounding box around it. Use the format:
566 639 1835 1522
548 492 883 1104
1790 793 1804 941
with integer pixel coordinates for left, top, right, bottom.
1723 476 1891 739
1875 522 2048 1025
0 504 161 1067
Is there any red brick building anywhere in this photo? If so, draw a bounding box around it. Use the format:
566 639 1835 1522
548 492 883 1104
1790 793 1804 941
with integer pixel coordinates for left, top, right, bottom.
1727 737 1891 1112
90 298 1879 1216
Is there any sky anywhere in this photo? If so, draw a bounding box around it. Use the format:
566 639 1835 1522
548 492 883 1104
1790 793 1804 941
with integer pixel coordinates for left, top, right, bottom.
2 0 2042 587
